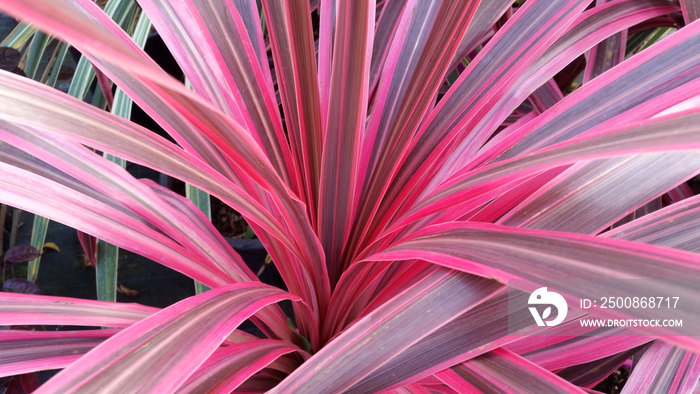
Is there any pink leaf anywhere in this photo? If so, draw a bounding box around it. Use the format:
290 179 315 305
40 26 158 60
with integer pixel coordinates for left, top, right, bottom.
35 283 299 393
622 341 700 393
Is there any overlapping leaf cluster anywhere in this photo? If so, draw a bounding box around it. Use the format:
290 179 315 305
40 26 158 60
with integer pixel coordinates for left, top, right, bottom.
0 0 699 392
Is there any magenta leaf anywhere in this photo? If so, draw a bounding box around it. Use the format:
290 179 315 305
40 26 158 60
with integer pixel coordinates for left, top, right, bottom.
35 282 299 393
681 0 700 23
178 339 302 393
0 329 116 377
317 0 375 283
622 341 700 393
76 230 97 268
272 268 502 393
436 349 584 393
0 292 157 328
263 0 323 222
369 222 700 348
0 0 699 391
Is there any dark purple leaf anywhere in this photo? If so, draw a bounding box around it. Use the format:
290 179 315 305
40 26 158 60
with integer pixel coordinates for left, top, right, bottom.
0 47 21 71
3 278 41 295
3 245 41 264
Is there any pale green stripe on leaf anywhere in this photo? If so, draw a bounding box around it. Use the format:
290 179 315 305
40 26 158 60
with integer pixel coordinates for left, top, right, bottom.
182 77 213 295
45 42 69 88
24 31 51 80
21 29 68 276
94 8 151 302
67 0 139 101
0 23 35 48
96 242 119 302
26 215 49 283
626 27 674 58
187 183 213 294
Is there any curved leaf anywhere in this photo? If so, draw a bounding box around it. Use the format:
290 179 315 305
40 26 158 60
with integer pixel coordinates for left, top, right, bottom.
368 222 700 348
177 339 302 393
622 341 700 393
271 268 502 393
0 329 117 377
0 293 157 327
36 282 299 393
435 348 584 393
393 109 700 232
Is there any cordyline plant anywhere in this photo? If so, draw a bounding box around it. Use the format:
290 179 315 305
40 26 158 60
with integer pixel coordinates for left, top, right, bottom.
1 0 700 392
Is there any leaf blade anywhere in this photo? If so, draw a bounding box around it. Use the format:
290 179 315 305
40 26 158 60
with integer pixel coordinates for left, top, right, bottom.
35 283 298 393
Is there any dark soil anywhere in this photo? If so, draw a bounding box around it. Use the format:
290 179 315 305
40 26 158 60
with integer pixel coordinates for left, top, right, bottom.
211 197 249 238
593 367 629 394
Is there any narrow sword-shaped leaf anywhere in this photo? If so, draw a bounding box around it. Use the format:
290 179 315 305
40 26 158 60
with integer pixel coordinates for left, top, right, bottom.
622 341 700 393
0 293 156 327
138 0 299 190
26 215 49 283
368 0 409 94
96 8 153 303
391 0 677 221
358 0 437 195
604 194 700 252
556 345 644 388
177 339 302 393
346 0 482 273
392 109 700 232
681 0 700 24
232 0 276 96
0 329 117 377
496 153 700 234
263 0 324 221
186 183 213 295
367 0 592 252
271 268 502 393
436 348 585 393
317 0 336 125
35 283 299 393
583 0 627 83
23 31 51 80
368 222 700 347
44 41 69 88
318 0 375 284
